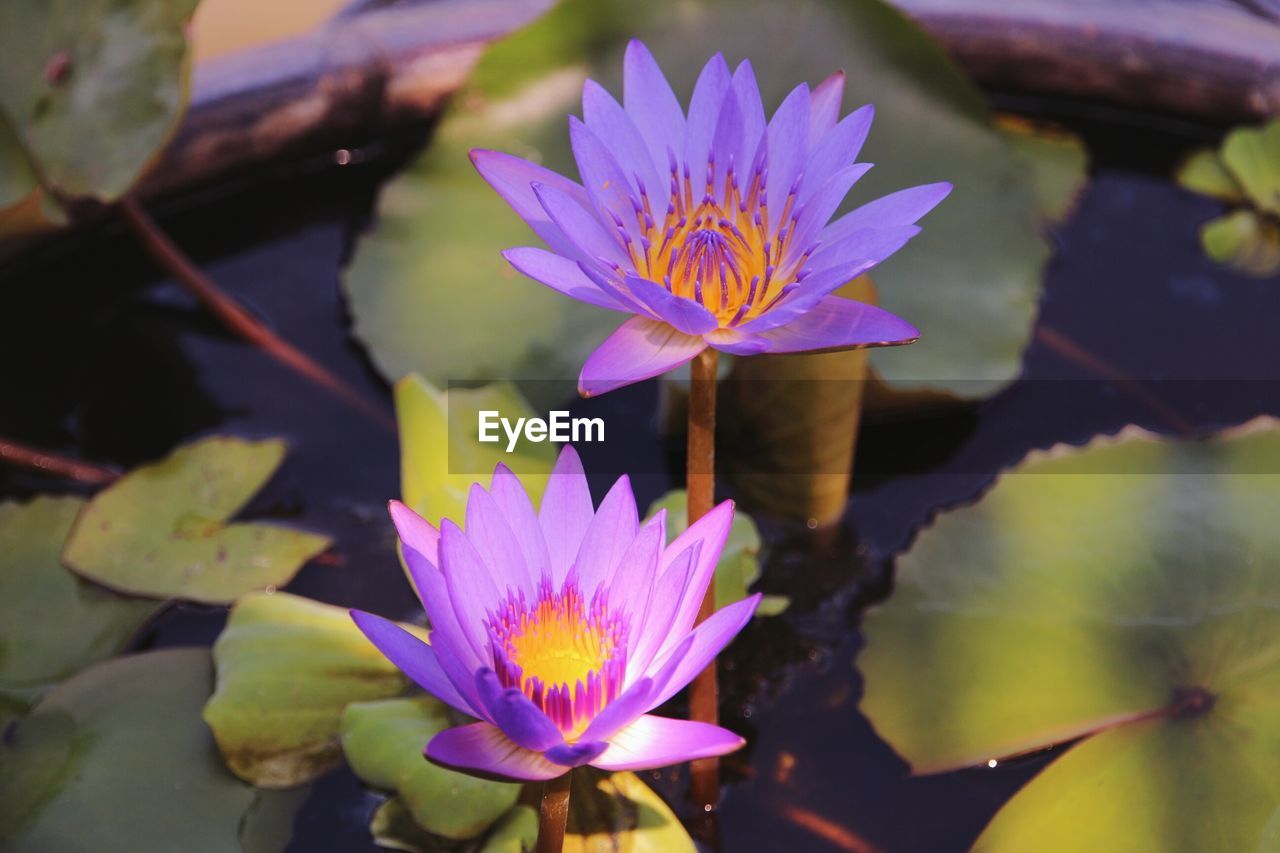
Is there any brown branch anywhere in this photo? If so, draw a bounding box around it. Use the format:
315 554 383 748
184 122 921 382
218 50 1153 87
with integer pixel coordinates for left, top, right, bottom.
0 436 118 484
118 195 394 431
536 772 571 853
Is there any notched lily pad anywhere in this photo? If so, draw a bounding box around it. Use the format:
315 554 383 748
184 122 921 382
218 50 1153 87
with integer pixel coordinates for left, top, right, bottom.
647 490 787 616
859 418 1280 850
342 697 520 841
62 436 331 604
0 496 161 704
996 116 1089 224
0 0 198 204
397 374 554 527
345 0 1053 401
204 591 425 788
0 648 295 853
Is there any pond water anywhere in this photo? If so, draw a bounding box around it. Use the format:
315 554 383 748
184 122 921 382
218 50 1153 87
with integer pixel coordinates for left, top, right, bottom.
1 98 1277 851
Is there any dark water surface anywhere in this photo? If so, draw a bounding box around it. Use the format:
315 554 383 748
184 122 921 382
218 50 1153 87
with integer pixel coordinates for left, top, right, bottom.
2 103 1278 851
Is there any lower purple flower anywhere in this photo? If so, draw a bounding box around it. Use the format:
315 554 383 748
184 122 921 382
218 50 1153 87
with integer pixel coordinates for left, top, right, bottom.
351 445 759 781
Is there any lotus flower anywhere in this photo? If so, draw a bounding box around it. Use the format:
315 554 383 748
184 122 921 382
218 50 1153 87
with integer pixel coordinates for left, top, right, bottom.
350 446 759 780
471 40 950 397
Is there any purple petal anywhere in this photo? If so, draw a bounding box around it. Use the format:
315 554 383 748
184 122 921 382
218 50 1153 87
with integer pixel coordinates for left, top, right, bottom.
790 162 874 256
532 182 630 268
582 79 663 201
623 41 686 173
489 463 552 583
539 445 594 587
624 274 719 336
731 61 767 179
502 248 629 312
655 500 736 648
800 104 874 204
745 295 919 354
439 519 501 656
570 117 645 241
809 71 846 141
591 715 745 772
427 722 565 782
578 316 708 398
350 610 478 717
476 669 564 752
764 83 810 217
704 328 772 356
683 54 731 182
469 149 590 257
389 500 439 567
710 84 746 204
821 182 953 245
545 740 608 767
578 676 656 743
402 547 486 675
646 594 762 709
465 484 534 593
628 542 699 679
604 513 663 621
572 475 639 595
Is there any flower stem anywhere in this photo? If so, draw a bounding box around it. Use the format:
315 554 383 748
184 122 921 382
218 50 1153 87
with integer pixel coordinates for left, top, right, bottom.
536 772 572 853
0 435 118 484
117 195 395 432
687 347 720 810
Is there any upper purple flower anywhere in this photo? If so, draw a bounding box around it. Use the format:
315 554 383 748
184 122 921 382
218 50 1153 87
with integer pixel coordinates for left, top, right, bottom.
471 40 951 396
350 446 759 781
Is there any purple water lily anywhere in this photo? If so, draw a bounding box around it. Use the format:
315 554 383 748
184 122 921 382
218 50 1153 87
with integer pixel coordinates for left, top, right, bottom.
472 40 950 396
350 446 758 781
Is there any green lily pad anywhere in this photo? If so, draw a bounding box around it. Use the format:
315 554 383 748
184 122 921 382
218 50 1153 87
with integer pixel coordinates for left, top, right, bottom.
480 805 539 853
858 418 1280 850
397 374 554 527
565 770 696 853
647 490 787 616
1220 120 1280 215
344 0 1051 400
62 436 331 604
1201 209 1280 278
204 591 425 788
0 648 297 853
1177 119 1280 279
0 0 197 203
1176 148 1247 205
997 117 1089 224
368 797 452 853
0 496 161 703
341 697 520 841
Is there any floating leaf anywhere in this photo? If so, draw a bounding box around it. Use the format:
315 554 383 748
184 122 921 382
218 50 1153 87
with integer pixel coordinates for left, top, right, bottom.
344 0 1050 400
0 496 160 703
342 697 520 841
204 591 424 788
1200 209 1280 278
0 649 285 853
859 418 1280 850
0 0 198 202
997 116 1089 223
565 770 696 852
369 797 452 853
1220 119 1280 215
62 436 331 604
480 806 538 853
646 491 786 616
240 787 312 853
1176 149 1246 204
396 374 553 527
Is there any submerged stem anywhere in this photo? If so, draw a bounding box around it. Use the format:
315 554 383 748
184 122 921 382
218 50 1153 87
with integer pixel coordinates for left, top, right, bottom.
0 436 118 484
117 196 394 431
536 771 572 853
687 347 720 811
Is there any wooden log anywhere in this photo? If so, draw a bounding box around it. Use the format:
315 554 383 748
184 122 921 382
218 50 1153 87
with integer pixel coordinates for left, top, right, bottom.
893 0 1280 123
